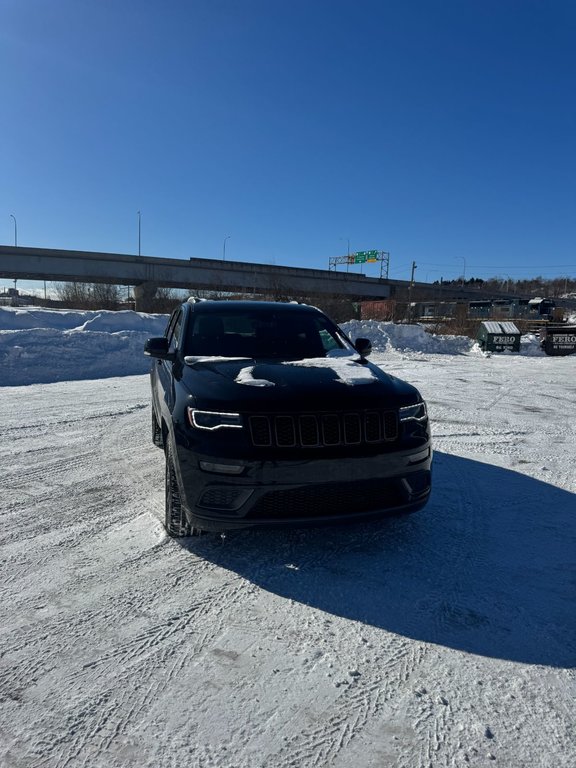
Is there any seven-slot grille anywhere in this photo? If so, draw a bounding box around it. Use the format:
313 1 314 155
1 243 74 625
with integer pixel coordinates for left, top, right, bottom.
248 410 398 448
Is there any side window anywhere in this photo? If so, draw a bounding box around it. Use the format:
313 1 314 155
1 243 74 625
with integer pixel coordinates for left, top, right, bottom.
314 318 343 353
318 328 340 352
167 310 183 354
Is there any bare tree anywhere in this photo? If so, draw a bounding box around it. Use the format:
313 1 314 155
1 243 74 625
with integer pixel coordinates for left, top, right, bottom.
53 282 92 309
91 283 122 310
149 287 186 314
54 282 121 310
311 294 358 323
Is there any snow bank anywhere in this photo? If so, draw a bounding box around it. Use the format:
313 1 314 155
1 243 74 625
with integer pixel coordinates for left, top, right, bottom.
0 306 167 386
0 306 166 333
343 319 547 358
341 319 474 355
0 306 547 387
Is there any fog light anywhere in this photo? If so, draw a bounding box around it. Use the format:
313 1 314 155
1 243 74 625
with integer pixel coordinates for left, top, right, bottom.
402 470 431 497
199 461 245 475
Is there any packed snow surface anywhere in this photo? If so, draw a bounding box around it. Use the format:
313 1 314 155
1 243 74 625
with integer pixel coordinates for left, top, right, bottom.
1 306 575 768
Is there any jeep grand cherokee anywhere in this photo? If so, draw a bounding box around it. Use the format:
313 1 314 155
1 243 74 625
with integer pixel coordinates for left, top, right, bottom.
144 299 432 536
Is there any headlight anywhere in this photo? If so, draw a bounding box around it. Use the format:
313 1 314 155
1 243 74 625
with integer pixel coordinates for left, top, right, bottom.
399 402 428 422
187 408 243 430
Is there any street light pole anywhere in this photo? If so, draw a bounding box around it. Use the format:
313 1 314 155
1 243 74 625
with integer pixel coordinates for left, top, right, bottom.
10 214 17 247
137 211 141 256
223 236 230 261
9 215 18 292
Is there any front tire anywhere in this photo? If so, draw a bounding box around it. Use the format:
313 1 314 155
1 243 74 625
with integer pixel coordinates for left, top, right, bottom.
165 443 197 537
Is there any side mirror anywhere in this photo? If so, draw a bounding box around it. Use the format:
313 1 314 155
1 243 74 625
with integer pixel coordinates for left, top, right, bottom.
354 337 372 358
144 337 174 360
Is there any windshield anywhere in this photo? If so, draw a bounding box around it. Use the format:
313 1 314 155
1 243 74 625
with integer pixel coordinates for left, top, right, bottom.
184 309 349 360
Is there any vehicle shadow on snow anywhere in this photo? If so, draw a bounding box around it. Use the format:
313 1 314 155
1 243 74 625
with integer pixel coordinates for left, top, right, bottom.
181 451 576 668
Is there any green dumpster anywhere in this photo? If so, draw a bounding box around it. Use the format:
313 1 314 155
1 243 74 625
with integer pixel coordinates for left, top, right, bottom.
539 325 576 356
477 321 521 353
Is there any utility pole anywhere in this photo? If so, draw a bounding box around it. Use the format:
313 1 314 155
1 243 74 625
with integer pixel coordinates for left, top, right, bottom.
408 261 417 322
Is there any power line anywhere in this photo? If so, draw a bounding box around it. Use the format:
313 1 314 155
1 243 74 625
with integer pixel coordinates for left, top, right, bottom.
413 263 576 271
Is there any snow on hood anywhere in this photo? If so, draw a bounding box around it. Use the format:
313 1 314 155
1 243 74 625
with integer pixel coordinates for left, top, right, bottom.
0 305 547 387
231 356 376 388
281 356 377 385
234 365 275 387
185 355 253 368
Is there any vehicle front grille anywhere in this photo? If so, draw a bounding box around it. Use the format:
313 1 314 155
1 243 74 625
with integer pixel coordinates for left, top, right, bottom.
248 410 398 448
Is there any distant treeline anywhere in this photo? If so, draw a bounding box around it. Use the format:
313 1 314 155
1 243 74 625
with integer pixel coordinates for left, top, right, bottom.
433 276 576 297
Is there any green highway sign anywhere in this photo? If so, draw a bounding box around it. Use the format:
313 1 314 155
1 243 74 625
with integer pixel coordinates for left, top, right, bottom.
352 250 379 263
329 249 389 278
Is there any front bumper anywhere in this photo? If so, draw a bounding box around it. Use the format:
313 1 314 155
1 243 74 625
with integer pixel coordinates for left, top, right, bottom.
174 441 432 531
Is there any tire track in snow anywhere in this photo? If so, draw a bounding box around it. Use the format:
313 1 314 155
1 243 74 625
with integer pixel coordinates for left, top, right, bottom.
18 558 258 768
267 641 431 768
3 368 575 767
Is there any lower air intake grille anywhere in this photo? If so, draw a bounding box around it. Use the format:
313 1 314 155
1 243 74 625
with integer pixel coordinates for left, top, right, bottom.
198 488 253 511
246 478 406 520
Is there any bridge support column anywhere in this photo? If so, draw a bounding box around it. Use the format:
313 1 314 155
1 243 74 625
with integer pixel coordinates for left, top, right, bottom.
133 282 158 312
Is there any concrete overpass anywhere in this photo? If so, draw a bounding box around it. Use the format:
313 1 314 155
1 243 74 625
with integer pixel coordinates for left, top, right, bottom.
0 245 395 311
1 244 520 311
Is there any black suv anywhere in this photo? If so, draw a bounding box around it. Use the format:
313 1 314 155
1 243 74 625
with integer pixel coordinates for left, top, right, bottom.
144 299 432 536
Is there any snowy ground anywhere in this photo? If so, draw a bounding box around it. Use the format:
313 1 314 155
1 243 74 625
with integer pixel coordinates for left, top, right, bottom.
1 307 575 767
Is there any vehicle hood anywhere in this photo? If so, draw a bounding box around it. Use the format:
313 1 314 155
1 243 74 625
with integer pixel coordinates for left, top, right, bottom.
181 355 422 412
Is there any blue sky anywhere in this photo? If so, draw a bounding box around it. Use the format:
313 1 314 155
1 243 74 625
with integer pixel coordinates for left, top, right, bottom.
2 0 575 293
